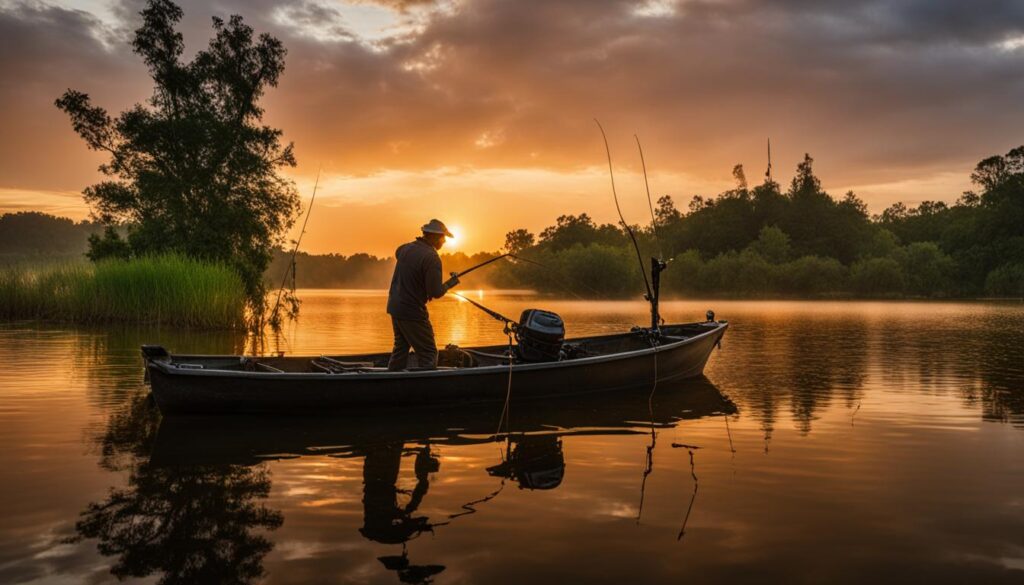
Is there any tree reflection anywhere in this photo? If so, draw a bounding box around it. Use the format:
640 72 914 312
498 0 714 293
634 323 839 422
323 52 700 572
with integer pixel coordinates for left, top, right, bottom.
711 317 869 443
75 391 283 585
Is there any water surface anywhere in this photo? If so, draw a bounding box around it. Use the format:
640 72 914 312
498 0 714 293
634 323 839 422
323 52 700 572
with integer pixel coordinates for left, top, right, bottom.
1 292 1023 584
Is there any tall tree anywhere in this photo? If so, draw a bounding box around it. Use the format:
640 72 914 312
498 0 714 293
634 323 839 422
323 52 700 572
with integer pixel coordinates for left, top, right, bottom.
503 229 535 254
55 0 300 315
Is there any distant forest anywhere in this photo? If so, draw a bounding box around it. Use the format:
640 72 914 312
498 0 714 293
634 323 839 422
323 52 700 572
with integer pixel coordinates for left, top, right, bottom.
486 148 1024 298
0 212 102 260
6 145 1024 298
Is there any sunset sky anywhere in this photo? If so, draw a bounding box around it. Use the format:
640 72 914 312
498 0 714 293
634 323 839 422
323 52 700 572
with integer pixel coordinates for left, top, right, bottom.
2 0 1023 256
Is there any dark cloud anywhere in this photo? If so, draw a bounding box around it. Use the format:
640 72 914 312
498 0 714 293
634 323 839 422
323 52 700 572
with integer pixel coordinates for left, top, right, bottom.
0 2 145 189
2 0 1024 196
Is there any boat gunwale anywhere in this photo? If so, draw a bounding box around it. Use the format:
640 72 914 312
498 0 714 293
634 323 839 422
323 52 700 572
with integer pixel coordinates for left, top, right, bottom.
148 322 728 381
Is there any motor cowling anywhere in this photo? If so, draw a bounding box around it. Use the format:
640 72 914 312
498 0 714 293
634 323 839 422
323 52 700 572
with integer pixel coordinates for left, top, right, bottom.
516 309 565 362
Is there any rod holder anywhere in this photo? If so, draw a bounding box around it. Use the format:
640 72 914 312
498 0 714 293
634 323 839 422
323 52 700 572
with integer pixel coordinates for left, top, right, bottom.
650 257 667 332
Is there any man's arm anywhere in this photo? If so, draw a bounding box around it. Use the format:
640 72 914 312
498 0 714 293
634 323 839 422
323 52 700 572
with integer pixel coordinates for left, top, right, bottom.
425 255 447 299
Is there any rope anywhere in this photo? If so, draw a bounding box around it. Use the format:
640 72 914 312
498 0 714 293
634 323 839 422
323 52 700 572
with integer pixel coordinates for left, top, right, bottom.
494 331 515 440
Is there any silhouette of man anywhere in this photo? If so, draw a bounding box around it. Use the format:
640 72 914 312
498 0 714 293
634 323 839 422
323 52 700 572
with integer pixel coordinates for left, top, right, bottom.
387 219 459 370
360 443 445 584
360 443 438 544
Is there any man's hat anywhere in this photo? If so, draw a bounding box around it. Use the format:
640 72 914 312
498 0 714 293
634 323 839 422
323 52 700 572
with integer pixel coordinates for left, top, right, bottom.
421 219 453 237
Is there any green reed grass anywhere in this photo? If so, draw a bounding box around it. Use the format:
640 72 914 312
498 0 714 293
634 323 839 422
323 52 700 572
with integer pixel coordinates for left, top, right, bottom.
0 254 247 328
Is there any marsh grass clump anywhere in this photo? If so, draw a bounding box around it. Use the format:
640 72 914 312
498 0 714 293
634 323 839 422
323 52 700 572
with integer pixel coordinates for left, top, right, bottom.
0 254 246 328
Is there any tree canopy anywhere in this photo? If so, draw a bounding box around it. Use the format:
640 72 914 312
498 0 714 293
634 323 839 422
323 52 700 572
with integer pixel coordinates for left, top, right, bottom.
55 0 300 314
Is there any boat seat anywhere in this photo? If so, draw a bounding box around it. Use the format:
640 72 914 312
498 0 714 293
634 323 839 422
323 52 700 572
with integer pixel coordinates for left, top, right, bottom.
319 356 376 368
311 358 375 373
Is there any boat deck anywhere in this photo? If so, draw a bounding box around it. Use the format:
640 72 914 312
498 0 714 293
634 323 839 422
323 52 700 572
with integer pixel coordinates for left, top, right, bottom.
164 323 720 374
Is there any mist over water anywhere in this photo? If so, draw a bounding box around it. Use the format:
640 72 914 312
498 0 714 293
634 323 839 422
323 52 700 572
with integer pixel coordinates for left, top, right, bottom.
1 292 1023 584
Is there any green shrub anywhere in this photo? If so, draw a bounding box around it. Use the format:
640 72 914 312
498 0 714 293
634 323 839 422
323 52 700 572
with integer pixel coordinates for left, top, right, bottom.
897 242 956 296
663 249 704 295
556 244 639 297
779 256 847 294
702 250 773 295
850 257 905 296
985 263 1024 297
747 225 792 264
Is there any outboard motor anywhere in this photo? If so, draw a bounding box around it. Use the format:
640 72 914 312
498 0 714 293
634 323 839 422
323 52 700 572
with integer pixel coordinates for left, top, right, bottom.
516 309 565 362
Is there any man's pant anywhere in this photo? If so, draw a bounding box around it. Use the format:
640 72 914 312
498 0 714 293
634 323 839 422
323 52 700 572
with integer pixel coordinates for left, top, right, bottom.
388 317 437 371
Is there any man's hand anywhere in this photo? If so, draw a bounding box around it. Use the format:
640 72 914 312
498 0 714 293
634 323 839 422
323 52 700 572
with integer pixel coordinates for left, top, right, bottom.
443 272 460 291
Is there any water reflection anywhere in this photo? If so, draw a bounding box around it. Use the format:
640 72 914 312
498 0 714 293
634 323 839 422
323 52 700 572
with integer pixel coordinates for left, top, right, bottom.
73 391 283 585
359 444 446 584
4 297 1024 584
75 378 733 584
487 435 565 490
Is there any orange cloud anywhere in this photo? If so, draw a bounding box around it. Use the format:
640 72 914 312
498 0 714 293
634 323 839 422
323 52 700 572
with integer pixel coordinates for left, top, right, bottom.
1 0 1022 254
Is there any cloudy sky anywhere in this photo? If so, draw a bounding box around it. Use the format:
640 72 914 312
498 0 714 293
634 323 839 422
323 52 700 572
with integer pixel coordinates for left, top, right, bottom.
2 0 1023 255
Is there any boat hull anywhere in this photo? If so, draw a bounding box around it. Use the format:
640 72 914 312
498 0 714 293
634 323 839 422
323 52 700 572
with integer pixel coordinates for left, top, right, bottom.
147 322 727 415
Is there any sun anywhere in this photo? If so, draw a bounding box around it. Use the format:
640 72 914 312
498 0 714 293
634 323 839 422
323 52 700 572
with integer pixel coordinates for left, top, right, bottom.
446 225 461 249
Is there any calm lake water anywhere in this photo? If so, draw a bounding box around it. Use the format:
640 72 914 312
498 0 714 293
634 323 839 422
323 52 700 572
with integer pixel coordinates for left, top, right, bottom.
1 291 1023 584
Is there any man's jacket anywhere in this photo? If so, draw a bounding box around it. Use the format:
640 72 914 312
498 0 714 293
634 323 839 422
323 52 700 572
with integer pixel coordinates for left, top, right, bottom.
386 238 445 321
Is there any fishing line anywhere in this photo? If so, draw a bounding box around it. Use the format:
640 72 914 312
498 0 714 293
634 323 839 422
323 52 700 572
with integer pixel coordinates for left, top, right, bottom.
442 478 507 522
446 291 515 443
724 413 736 456
450 251 603 301
270 165 322 326
636 337 660 525
676 446 699 542
505 253 606 300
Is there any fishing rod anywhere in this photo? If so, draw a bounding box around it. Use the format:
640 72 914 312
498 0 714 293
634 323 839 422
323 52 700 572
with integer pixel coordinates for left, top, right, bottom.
634 134 669 332
451 253 512 280
270 165 321 326
595 119 653 303
451 252 607 300
449 291 518 331
596 120 669 333
635 134 663 259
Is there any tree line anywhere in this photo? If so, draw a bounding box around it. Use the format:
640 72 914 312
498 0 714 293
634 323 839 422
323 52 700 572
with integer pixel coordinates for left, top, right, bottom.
0 212 101 261
263 249 498 290
11 145 1024 300
487 148 1024 299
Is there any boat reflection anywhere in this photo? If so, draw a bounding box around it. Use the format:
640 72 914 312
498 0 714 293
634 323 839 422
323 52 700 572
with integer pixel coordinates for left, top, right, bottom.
150 378 735 466
78 378 735 584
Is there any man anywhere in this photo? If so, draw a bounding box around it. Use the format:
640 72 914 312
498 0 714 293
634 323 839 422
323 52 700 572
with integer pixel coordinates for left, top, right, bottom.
386 219 459 370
